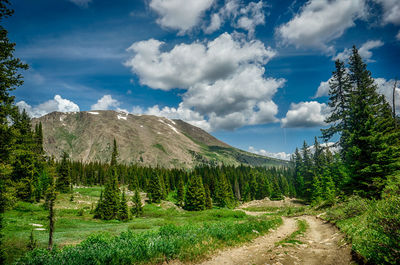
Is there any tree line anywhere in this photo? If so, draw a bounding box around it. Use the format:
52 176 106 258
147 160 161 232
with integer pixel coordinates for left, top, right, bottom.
292 46 400 204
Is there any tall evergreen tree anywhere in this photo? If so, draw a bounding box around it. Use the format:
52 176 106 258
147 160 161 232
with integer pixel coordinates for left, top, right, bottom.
148 174 162 203
118 189 129 221
184 175 206 211
93 190 104 219
131 189 143 217
345 46 400 197
205 184 212 209
176 175 184 207
322 59 351 146
101 170 120 220
56 152 70 193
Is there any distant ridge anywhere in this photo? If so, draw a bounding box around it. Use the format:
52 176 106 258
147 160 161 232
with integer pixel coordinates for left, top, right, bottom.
33 110 289 168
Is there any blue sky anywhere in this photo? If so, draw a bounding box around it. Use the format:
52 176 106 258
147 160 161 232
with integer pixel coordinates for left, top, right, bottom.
7 0 400 160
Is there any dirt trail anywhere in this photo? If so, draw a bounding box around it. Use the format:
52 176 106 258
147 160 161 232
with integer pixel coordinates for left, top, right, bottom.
194 215 353 265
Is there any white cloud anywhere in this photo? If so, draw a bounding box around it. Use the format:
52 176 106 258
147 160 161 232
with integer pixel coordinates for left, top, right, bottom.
277 0 367 52
125 32 276 90
281 101 330 128
146 103 211 131
149 0 214 34
334 40 384 62
91 95 120 110
374 0 400 25
248 146 291 160
236 1 265 38
375 78 400 113
69 0 92 8
205 0 265 37
125 32 284 131
314 79 331 98
16 95 80 118
396 30 400 41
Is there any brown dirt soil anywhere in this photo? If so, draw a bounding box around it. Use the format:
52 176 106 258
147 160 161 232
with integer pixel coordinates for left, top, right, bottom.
189 215 353 265
170 199 353 265
238 197 304 209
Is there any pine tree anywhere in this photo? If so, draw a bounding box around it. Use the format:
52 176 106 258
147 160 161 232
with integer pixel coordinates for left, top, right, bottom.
118 189 129 221
184 175 206 211
322 59 351 146
345 46 400 197
176 176 184 207
214 174 233 207
131 189 143 217
101 170 120 220
56 152 70 193
93 190 104 219
148 174 162 203
205 184 213 209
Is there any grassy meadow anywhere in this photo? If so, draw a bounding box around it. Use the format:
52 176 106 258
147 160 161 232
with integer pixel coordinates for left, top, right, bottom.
3 186 282 264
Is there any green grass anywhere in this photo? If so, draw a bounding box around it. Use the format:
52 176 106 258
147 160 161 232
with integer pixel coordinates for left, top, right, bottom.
275 219 308 246
152 143 167 154
16 216 282 265
3 186 282 264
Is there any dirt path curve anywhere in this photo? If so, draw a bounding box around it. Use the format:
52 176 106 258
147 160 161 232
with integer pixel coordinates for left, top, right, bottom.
262 215 353 265
197 216 298 265
192 215 353 265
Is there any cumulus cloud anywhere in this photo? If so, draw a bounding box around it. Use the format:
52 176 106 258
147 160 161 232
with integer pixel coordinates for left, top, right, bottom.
236 1 265 37
281 101 330 128
91 95 120 110
205 0 265 37
397 30 400 40
69 0 92 8
16 95 80 118
125 32 284 131
277 0 367 52
314 79 331 98
125 33 276 90
374 0 400 25
248 146 291 160
375 78 400 113
333 40 384 62
149 0 214 34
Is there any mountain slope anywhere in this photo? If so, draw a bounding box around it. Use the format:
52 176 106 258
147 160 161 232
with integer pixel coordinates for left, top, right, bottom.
33 110 289 168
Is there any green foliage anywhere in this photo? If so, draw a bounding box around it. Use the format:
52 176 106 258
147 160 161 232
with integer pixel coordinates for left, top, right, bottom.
148 174 163 203
152 143 167 154
324 196 400 264
100 171 120 220
27 230 37 251
184 176 206 211
131 189 143 218
16 216 282 265
56 152 70 193
176 176 184 207
117 190 129 221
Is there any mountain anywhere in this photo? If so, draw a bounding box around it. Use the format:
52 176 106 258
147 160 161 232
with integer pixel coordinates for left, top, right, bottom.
32 110 289 168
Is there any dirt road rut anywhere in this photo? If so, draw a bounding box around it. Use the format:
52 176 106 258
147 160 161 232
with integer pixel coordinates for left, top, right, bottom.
196 215 353 265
